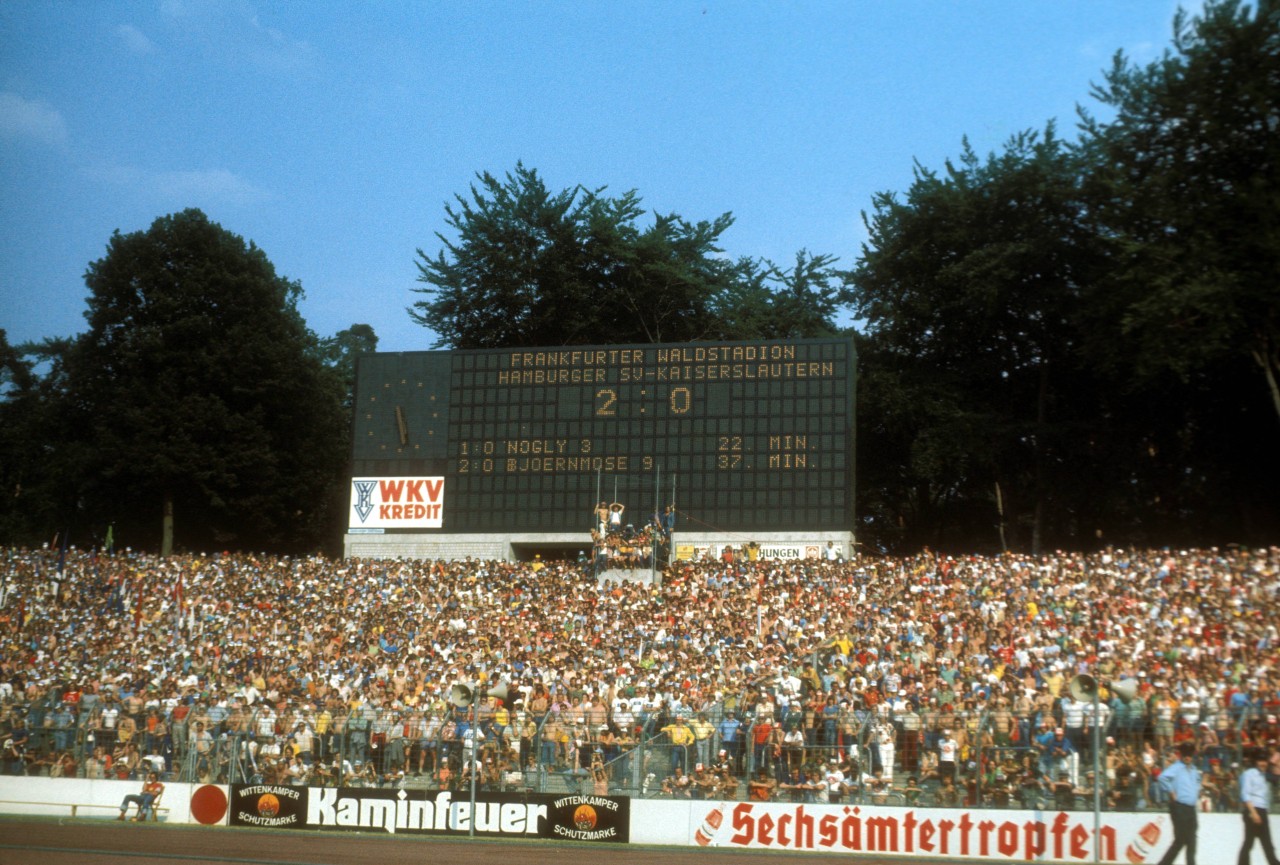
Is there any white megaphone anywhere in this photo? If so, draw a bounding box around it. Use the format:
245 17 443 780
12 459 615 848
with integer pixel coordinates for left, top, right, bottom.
449 683 474 707
1069 674 1139 702
1068 674 1098 703
1111 678 1139 701
449 681 510 708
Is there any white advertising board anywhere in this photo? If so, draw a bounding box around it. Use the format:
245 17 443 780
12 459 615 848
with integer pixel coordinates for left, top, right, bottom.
348 477 444 530
632 798 1250 863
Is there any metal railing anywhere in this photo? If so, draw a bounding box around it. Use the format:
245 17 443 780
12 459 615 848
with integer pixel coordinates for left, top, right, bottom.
0 692 1269 813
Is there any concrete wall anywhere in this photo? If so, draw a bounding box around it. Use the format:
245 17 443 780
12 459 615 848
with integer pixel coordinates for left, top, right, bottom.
344 531 856 562
0 777 201 822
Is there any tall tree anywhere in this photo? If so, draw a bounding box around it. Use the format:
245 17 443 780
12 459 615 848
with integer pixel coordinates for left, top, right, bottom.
1081 0 1280 423
849 128 1110 553
65 209 347 554
0 335 89 546
410 163 841 347
1075 0 1280 539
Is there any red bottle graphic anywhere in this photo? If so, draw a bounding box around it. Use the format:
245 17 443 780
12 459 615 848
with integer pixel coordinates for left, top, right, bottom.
695 803 726 846
1125 818 1163 863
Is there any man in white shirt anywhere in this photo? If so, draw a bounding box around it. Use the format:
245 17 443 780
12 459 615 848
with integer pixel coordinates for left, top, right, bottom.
1061 695 1085 750
823 758 846 803
938 730 959 779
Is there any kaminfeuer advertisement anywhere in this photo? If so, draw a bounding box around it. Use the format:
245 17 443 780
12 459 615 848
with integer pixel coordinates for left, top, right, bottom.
228 785 629 842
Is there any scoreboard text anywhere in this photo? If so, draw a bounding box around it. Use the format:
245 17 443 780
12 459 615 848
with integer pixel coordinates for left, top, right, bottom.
350 337 855 534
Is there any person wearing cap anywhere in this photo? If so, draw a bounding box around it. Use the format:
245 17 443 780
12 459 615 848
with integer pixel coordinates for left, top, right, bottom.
824 755 848 803
937 728 959 780
1238 747 1279 865
661 715 694 772
1156 742 1202 865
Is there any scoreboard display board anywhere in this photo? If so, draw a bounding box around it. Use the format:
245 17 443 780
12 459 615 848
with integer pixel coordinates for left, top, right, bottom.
350 337 855 535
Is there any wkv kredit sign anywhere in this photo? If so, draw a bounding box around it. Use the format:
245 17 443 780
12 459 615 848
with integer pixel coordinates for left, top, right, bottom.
230 784 629 842
349 477 444 530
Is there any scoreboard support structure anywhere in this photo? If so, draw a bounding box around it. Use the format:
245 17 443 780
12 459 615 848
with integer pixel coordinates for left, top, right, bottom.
344 337 856 562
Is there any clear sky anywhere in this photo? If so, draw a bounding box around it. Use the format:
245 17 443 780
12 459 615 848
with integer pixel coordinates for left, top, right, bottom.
1 1 1187 354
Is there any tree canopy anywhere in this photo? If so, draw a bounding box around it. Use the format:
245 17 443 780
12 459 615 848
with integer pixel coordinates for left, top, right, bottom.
850 0 1280 554
410 163 843 347
59 209 350 553
850 129 1112 552
1081 0 1280 417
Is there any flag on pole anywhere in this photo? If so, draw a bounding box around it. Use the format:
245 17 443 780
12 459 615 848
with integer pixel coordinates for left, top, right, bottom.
174 568 184 632
104 524 114 555
134 571 144 633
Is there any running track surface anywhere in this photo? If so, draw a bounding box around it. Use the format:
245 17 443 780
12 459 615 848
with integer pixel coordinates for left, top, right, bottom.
0 817 989 865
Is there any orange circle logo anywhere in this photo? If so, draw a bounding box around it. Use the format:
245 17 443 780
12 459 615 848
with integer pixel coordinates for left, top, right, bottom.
257 793 281 818
573 804 597 830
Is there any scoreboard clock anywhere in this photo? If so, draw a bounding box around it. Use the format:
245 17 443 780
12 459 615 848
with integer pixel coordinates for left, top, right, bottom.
349 336 855 535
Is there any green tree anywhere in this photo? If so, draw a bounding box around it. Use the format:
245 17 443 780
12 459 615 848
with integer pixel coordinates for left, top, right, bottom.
0 334 85 545
1081 0 1280 422
849 128 1111 553
65 209 348 554
319 323 379 411
410 163 841 347
1074 0 1280 539
718 251 845 340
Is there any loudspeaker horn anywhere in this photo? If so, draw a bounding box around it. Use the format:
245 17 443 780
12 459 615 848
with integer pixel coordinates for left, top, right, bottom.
449 681 510 708
1110 679 1139 701
1068 674 1098 703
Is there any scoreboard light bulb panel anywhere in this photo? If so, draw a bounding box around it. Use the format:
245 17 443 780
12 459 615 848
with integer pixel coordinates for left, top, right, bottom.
349 337 856 534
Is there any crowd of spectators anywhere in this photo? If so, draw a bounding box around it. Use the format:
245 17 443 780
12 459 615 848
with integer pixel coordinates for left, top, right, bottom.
590 501 671 568
0 542 1277 811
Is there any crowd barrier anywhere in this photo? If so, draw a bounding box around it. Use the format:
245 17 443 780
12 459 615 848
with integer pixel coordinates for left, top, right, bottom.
0 774 1263 862
8 698 1267 815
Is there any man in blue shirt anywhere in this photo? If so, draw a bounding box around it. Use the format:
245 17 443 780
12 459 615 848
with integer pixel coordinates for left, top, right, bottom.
1238 747 1278 865
1157 742 1202 865
717 713 742 774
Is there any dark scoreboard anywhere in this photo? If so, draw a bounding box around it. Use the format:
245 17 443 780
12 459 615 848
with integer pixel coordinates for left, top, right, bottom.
350 337 856 534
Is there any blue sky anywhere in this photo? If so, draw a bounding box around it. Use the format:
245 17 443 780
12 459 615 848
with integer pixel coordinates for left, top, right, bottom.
1 1 1187 354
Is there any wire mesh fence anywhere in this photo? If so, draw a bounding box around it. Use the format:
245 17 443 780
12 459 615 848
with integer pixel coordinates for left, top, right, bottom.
5 683 1269 815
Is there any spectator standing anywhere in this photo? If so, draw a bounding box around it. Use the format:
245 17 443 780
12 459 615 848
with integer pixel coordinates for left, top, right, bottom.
1239 747 1279 865
1156 743 1202 865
